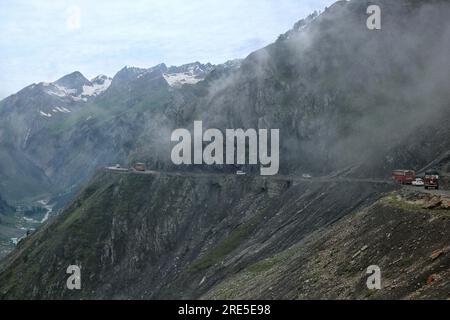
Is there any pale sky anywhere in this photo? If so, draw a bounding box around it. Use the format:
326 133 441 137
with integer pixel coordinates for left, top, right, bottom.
0 0 335 99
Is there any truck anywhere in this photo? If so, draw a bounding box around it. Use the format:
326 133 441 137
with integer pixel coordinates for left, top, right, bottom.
424 170 439 190
133 163 146 172
392 170 416 185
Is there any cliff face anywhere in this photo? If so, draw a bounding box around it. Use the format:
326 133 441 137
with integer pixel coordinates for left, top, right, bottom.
0 170 392 299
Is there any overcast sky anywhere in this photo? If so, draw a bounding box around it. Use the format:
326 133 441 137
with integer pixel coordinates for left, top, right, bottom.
0 0 335 99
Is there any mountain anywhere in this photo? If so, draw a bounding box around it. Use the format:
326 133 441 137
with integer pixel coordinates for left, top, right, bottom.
6 0 450 203
54 71 92 97
0 70 113 200
0 60 222 201
0 0 449 299
51 71 113 100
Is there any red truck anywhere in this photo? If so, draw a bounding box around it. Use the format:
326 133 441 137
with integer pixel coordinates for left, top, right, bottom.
133 162 146 172
424 171 439 190
392 170 416 185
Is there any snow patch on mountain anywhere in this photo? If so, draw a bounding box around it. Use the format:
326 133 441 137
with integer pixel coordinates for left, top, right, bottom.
39 111 52 118
162 62 215 87
46 85 72 98
163 72 203 87
53 106 71 113
81 76 112 97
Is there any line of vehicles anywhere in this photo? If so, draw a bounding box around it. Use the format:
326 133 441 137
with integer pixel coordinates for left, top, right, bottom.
110 164 439 189
392 169 439 190
110 162 146 172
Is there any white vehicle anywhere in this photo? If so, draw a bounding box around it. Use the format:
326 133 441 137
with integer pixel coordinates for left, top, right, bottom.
302 174 312 179
412 178 424 186
108 164 129 172
236 170 246 175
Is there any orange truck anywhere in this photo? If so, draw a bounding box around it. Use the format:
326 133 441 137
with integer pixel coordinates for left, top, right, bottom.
133 163 146 172
392 170 416 185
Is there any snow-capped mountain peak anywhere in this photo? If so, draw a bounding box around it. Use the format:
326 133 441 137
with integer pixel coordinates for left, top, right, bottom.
41 72 112 101
54 71 91 96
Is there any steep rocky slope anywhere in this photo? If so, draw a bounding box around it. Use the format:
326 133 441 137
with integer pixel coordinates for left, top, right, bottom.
1 171 447 299
0 170 393 299
203 190 450 300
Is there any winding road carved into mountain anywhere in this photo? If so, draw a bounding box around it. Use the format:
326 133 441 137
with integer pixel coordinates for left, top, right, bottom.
105 167 450 198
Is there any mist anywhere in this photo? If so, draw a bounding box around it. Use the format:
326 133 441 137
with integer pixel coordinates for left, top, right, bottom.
158 0 450 177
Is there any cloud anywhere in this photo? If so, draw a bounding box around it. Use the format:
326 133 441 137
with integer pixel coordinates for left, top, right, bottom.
66 5 81 30
0 0 336 99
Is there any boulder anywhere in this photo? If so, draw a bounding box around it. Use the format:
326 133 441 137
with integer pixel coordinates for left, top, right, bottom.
440 199 450 209
430 246 450 261
422 196 442 209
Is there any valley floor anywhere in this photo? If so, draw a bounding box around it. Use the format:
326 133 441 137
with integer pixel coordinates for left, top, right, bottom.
0 204 53 260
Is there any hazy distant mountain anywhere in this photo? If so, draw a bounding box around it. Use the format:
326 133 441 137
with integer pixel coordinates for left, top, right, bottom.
0 69 114 200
